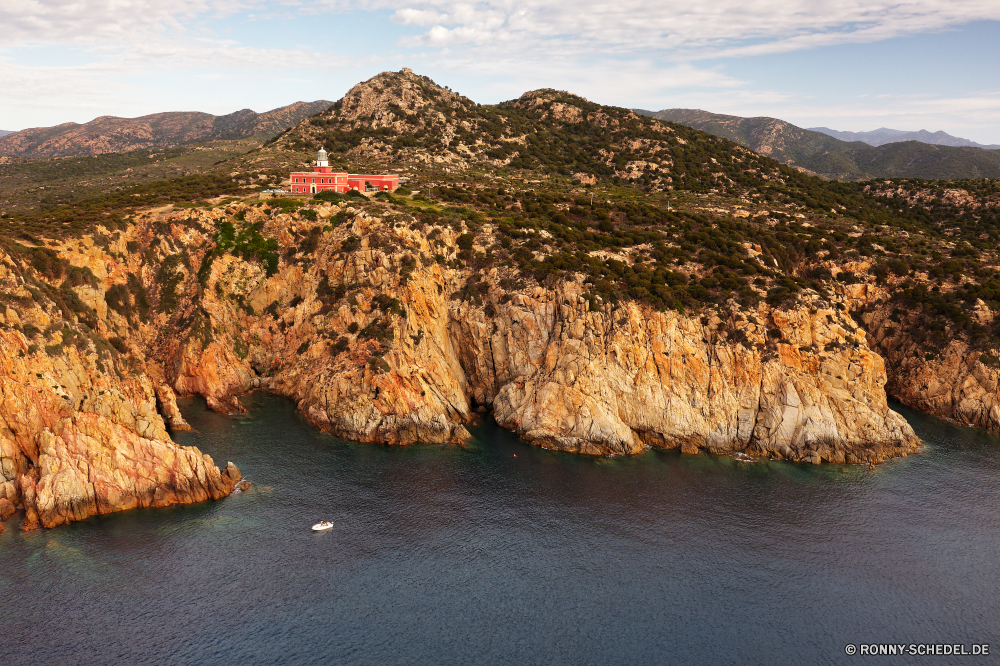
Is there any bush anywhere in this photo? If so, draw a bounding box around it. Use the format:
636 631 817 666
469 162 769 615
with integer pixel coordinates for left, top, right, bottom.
105 284 132 318
330 336 349 354
980 352 1000 368
456 233 475 251
313 191 343 203
212 220 280 277
269 198 303 213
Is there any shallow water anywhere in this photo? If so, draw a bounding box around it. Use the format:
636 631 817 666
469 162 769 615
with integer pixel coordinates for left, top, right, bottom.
3 395 1000 665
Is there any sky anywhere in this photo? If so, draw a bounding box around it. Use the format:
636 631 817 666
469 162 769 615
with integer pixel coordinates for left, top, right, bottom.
2 1 1000 143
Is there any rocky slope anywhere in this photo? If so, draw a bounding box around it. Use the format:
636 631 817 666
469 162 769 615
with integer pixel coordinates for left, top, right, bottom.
638 108 1000 181
267 69 773 195
51 200 912 469
8 69 1000 532
0 239 240 531
0 101 332 158
839 285 1000 434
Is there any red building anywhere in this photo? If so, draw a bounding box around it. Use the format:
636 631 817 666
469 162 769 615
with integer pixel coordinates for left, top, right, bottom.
288 148 400 194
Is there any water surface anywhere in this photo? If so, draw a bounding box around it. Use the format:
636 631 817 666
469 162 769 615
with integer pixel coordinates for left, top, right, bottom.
3 396 999 665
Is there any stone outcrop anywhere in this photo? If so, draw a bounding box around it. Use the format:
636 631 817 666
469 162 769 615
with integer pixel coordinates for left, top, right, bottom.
460 292 916 462
124 202 916 465
0 249 240 531
860 296 1000 433
0 198 932 532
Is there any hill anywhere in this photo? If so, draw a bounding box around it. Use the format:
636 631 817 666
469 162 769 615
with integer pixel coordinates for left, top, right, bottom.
810 126 1000 150
260 68 791 196
0 139 262 213
637 108 1000 180
0 100 332 158
1 68 999 506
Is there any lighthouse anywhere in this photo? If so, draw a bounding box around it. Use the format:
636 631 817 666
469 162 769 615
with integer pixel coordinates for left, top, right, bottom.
286 147 400 194
315 147 331 172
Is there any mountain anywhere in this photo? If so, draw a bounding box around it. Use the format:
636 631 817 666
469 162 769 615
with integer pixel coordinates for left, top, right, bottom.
264 68 793 196
810 126 1000 150
637 108 1000 180
4 69 1000 534
0 130 12 137
0 100 333 158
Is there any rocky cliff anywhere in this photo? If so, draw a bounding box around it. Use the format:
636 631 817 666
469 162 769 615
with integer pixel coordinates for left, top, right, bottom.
849 288 1000 434
68 200 914 470
0 236 240 530
8 69 1000 535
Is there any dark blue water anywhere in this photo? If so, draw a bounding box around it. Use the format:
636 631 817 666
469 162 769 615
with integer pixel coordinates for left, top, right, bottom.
3 395 1000 665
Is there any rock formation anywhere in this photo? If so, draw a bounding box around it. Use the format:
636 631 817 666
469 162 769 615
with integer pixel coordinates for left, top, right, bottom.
83 201 917 468
0 243 240 530
856 292 1000 433
7 69 1000 535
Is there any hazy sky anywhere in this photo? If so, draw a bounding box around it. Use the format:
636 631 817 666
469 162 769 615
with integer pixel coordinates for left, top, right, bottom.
3 1 999 142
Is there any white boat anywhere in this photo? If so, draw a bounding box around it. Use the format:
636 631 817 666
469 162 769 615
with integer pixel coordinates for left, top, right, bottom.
312 521 334 531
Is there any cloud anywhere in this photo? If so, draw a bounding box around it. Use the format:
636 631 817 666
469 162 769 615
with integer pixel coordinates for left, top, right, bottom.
7 1 998 64
2 0 1000 142
391 8 448 26
374 0 1000 58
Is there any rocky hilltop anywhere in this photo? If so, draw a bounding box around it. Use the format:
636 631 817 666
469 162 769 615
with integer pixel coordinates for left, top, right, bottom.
0 101 332 159
4 69 1000 530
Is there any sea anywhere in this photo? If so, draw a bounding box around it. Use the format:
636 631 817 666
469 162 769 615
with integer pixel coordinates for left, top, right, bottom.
3 394 999 665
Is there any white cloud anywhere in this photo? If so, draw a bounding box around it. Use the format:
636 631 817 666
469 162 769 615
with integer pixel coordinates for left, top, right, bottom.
379 0 1000 58
2 0 999 142
11 1 996 55
391 8 449 26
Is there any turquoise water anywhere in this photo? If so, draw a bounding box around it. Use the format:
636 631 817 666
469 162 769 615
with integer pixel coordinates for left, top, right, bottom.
3 395 1000 665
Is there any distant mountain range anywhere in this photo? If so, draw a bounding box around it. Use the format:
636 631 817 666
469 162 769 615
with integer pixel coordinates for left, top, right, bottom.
809 126 1000 150
0 131 12 138
636 108 1000 181
0 101 332 158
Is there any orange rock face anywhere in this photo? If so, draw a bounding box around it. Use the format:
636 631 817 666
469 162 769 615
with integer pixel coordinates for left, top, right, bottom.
0 198 930 533
0 256 239 530
111 202 917 465
861 298 1000 433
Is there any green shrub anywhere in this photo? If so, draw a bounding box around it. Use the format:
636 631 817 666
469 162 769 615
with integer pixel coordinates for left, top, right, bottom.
457 233 475 251
212 220 280 277
156 254 185 313
980 352 1000 368
105 284 132 318
313 191 343 203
